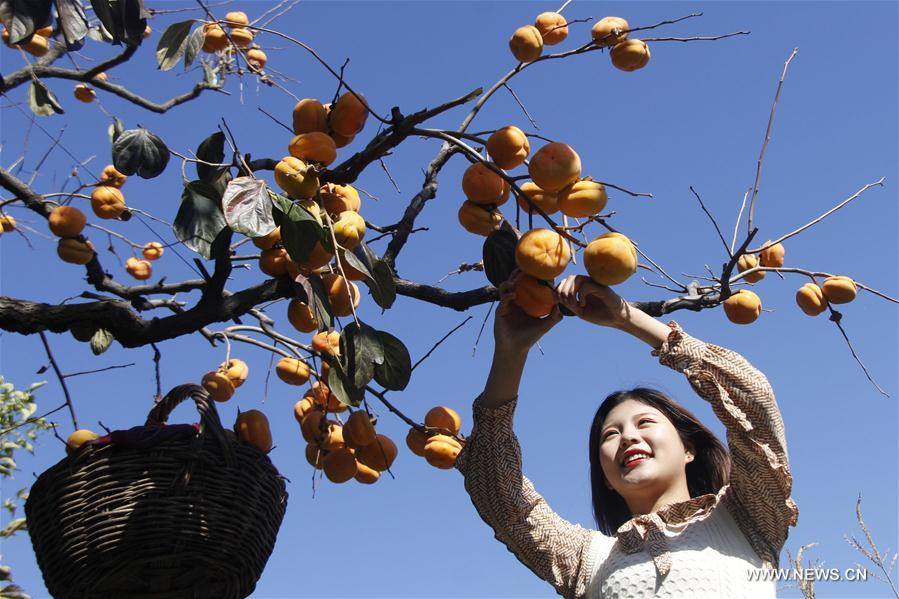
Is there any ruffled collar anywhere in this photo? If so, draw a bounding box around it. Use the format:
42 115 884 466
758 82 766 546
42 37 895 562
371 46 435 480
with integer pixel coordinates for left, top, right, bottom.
615 488 725 577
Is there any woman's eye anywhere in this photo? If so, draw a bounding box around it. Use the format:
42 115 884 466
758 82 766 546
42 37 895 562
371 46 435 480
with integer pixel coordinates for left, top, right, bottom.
603 430 618 440
638 418 654 426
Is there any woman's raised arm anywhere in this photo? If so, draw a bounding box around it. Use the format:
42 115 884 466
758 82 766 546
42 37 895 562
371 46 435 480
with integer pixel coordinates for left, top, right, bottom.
556 275 799 568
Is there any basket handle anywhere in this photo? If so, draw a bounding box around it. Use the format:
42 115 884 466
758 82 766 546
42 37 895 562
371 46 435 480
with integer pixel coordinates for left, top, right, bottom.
145 383 227 436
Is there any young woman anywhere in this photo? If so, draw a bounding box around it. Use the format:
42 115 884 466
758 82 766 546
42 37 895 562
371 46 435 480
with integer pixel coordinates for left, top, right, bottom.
456 273 798 598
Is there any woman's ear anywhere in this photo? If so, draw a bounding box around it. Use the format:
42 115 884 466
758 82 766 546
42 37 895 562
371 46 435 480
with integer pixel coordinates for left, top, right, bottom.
684 441 696 463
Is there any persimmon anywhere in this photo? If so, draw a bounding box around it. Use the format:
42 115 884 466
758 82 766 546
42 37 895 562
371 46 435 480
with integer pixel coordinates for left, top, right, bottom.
759 240 785 268
516 182 559 215
73 84 95 103
322 273 361 317
312 330 341 357
330 130 354 148
288 131 337 166
591 16 629 47
486 126 530 170
423 434 463 469
309 381 347 414
356 434 397 471
274 357 309 386
737 253 765 284
321 421 344 450
202 23 228 52
142 25 152 38
821 276 857 304
218 358 249 388
57 238 94 264
90 186 125 219
287 299 318 333
141 241 164 261
321 183 361 216
528 142 581 192
584 232 637 286
323 447 357 483
458 201 502 236
722 289 762 325
23 35 48 57
66 429 99 450
512 274 556 318
0 214 15 232
344 411 377 448
305 443 325 469
301 410 325 443
48 206 86 237
424 406 462 436
610 39 650 72
509 25 543 63
224 11 249 28
329 91 368 136
332 210 366 249
336 250 367 281
259 247 288 277
796 283 827 316
294 397 316 424
125 257 152 281
235 409 273 453
292 241 333 274
229 27 253 48
100 164 127 188
292 98 328 135
35 25 54 38
405 428 429 457
202 371 235 401
274 156 319 198
462 162 510 206
534 12 568 45
515 228 571 280
354 461 380 484
246 48 267 69
558 180 608 218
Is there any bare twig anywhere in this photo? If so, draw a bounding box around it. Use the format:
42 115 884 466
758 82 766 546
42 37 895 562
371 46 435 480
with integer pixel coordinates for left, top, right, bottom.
689 186 732 257
846 495 899 597
731 188 750 254
503 83 538 129
411 316 472 371
827 309 889 397
747 48 798 235
38 331 78 429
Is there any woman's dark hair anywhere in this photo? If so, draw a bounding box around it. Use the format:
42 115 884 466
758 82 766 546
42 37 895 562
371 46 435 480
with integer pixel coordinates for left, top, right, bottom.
588 387 730 535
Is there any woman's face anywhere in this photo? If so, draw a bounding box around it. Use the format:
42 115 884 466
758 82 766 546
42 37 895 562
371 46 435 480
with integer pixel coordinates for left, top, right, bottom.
598 399 693 507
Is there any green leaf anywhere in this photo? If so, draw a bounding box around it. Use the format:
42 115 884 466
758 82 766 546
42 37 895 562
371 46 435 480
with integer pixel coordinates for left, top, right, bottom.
155 20 193 71
373 330 412 391
275 193 325 265
112 127 170 179
221 177 275 237
172 181 227 259
27 80 64 117
90 328 113 355
341 248 372 280
354 243 396 310
327 361 365 408
195 131 225 181
341 321 385 389
0 518 27 538
55 0 91 48
300 275 333 331
182 23 205 69
483 227 519 286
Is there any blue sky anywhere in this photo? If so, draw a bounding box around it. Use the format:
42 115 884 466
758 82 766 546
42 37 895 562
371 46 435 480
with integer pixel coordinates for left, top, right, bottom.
1 2 897 597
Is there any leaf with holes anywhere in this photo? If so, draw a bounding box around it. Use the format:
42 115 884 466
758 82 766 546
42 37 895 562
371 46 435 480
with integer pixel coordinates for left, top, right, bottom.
373 330 411 391
173 181 227 259
155 20 192 71
28 81 64 117
112 127 170 178
221 177 275 238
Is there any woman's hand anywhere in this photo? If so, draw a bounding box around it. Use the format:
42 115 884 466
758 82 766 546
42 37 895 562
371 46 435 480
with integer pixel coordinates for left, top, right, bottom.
554 275 630 328
494 270 563 357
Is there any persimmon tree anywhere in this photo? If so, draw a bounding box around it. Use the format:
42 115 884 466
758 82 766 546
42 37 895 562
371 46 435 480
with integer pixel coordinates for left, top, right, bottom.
0 1 896 595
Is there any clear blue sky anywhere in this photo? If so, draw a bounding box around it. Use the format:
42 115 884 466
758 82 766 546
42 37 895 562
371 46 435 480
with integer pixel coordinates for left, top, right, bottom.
1 2 897 597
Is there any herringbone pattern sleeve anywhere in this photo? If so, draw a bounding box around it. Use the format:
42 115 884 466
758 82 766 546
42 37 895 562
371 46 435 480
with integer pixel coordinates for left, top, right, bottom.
456 397 597 599
654 322 799 568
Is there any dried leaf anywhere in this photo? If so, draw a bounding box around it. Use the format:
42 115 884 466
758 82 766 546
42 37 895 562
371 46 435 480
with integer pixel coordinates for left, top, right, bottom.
221 176 275 238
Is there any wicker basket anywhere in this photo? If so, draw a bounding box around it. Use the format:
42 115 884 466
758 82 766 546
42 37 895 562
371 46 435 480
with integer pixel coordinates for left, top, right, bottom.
25 384 288 599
